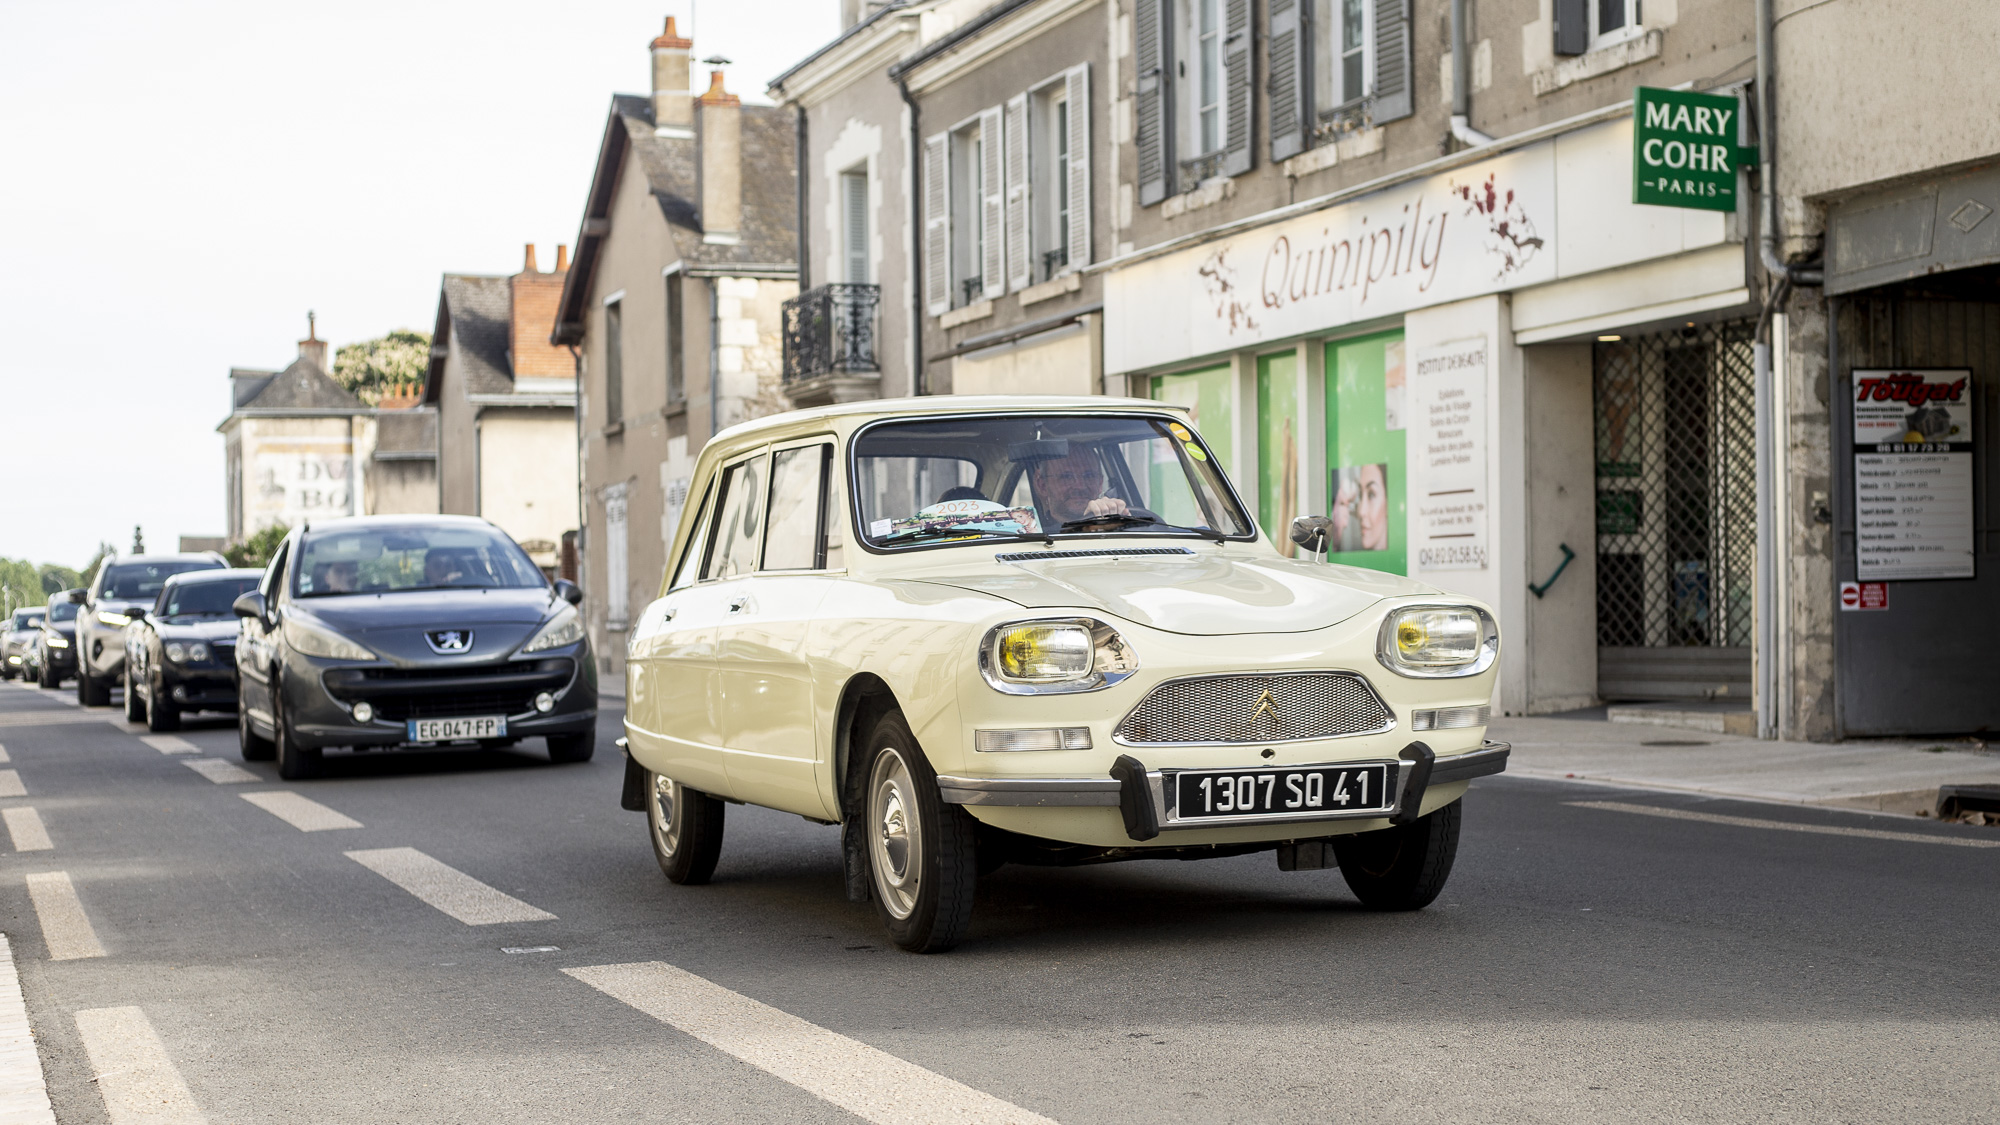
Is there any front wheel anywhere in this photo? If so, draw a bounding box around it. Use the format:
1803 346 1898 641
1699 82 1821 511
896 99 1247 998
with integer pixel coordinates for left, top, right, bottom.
78 668 108 707
146 684 180 732
272 686 319 780
123 666 146 723
1331 801 1461 911
863 712 978 953
648 772 724 884
239 701 274 761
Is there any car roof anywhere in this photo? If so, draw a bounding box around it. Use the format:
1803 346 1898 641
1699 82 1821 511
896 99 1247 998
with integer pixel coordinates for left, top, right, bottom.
704 394 1192 451
298 515 497 534
162 568 264 584
104 553 226 566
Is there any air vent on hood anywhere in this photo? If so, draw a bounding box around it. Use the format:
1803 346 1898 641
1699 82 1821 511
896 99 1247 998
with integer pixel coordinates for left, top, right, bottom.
994 547 1198 563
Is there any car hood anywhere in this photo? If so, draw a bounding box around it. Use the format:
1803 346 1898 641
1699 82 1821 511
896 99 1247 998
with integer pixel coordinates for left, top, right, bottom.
289 588 563 664
912 549 1436 636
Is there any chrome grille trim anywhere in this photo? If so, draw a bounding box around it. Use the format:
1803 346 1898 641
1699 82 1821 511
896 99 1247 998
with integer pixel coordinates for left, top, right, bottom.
1112 671 1397 746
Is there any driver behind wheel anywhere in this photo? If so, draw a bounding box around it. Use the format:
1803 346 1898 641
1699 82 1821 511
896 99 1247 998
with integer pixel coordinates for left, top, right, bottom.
1030 447 1152 526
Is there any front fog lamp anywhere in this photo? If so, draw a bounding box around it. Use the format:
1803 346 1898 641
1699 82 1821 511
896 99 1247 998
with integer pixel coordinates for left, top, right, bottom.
1377 606 1497 678
351 701 374 723
534 691 556 713
980 619 1139 695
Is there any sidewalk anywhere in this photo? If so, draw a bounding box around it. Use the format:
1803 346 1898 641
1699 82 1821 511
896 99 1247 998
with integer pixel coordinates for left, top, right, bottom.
1490 710 2000 819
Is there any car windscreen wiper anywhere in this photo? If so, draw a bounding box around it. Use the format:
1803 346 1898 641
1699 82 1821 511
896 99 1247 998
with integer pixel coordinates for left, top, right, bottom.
881 525 1056 546
1057 514 1226 540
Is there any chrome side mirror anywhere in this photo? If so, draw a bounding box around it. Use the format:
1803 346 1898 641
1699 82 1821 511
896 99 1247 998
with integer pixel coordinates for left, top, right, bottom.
1289 515 1334 556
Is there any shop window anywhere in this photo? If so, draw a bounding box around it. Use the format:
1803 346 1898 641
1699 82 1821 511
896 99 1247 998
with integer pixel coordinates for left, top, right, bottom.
1149 365 1235 530
1323 331 1406 574
1257 351 1301 554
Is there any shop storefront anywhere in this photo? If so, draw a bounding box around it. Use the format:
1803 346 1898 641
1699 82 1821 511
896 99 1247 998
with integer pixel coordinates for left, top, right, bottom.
1102 108 1757 715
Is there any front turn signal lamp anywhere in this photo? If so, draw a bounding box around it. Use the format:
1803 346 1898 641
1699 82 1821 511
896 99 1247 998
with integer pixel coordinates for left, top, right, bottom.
980 618 1140 695
1376 605 1498 678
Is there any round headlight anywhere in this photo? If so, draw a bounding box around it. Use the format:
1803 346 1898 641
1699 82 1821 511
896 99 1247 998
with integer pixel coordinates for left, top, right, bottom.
164 642 187 663
1377 605 1498 678
351 700 374 723
187 642 211 663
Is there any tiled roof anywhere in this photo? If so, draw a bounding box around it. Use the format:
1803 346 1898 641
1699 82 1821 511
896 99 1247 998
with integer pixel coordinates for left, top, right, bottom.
439 275 514 395
235 357 364 411
611 94 798 266
374 408 438 454
230 368 277 409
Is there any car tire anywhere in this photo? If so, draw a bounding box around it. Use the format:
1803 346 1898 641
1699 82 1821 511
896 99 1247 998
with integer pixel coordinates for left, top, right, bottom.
239 704 274 761
78 669 108 708
647 772 724 885
861 711 978 954
546 727 595 764
272 686 319 780
146 685 180 732
1331 800 1461 912
37 662 55 689
123 666 146 723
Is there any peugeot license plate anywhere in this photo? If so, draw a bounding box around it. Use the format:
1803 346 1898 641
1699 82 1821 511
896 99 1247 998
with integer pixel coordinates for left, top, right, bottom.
407 715 506 742
1173 763 1393 819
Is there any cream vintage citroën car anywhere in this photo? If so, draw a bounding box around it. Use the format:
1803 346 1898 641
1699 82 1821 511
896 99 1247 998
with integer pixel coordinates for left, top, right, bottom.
619 397 1507 952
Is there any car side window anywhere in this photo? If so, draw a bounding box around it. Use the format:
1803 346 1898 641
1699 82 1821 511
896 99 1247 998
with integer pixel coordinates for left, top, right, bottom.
762 444 830 571
670 480 717 591
702 455 766 581
261 543 290 605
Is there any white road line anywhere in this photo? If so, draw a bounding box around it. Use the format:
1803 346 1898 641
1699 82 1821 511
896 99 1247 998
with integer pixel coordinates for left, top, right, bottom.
345 848 554 925
0 745 9 763
179 759 256 785
23 873 105 961
0 712 100 729
3 810 51 853
240 792 360 832
139 735 199 756
0 774 22 799
73 1007 207 1125
0 935 57 1125
1569 800 2000 848
566 962 1061 1125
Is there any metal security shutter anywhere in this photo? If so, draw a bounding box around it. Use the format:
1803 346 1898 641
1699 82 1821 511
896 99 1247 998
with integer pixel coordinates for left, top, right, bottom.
1370 0 1412 124
979 105 1006 301
1221 0 1253 177
922 133 949 315
1135 0 1171 206
1268 0 1309 162
1553 0 1589 56
1064 65 1091 269
1004 94 1030 292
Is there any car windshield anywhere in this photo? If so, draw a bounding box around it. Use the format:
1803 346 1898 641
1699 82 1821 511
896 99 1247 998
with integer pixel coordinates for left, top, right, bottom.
160 578 261 620
295 525 544 596
11 611 41 630
851 414 1253 549
101 561 220 600
46 601 77 623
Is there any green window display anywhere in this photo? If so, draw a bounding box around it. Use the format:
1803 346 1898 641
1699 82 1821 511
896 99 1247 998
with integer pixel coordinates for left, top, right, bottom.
1256 352 1300 553
1324 331 1407 574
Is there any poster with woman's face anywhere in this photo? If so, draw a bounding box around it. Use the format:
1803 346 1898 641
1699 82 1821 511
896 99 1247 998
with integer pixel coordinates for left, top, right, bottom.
1331 464 1390 552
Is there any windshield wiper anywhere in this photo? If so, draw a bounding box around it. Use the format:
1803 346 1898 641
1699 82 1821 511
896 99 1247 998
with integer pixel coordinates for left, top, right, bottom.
1057 514 1225 541
883 525 1056 546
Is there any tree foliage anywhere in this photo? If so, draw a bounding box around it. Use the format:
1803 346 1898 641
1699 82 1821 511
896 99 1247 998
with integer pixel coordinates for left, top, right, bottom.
225 524 289 570
1 556 90 616
333 329 432 405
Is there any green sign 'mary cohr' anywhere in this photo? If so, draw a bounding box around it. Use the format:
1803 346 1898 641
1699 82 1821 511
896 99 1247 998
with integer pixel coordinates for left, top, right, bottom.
1632 86 1748 213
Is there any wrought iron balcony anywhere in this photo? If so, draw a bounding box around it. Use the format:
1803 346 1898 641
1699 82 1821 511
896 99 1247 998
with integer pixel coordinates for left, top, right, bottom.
782 283 880 383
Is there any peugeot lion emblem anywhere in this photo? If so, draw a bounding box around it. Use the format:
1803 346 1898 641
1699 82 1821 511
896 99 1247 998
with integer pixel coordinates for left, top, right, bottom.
426 629 473 654
1251 689 1279 720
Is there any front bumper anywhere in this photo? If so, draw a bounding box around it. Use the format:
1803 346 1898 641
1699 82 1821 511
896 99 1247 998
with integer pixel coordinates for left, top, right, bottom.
286 652 598 749
939 739 1508 840
158 667 239 712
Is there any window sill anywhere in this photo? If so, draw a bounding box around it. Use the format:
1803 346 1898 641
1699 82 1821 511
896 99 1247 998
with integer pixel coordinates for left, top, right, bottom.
1534 28 1662 95
1282 127 1385 180
601 422 624 437
1018 271 1083 308
659 401 687 420
1160 176 1236 220
939 300 994 330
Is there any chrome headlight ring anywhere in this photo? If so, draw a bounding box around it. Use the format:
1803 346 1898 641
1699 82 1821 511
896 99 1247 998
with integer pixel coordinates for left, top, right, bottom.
978 617 1141 696
1375 604 1499 679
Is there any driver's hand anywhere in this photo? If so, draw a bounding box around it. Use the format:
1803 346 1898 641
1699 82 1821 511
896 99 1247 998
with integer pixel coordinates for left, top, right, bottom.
1083 497 1130 518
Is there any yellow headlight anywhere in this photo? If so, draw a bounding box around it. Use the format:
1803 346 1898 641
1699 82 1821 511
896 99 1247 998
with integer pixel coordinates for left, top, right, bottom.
993 623 1093 683
1378 606 1496 677
1396 619 1428 655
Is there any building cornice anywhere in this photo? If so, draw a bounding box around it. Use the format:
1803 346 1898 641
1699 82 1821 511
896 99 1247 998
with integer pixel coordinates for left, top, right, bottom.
769 9 924 108
899 0 1100 93
468 394 578 408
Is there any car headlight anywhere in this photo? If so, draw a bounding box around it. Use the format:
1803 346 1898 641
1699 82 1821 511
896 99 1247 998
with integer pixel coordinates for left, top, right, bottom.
1376 605 1498 678
980 618 1140 695
284 615 378 662
96 610 131 627
521 606 585 653
188 642 210 662
44 634 68 649
165 642 187 663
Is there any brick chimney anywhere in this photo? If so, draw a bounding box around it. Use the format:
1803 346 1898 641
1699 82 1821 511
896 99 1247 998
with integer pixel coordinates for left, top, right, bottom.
298 311 329 372
651 17 693 138
698 70 741 245
510 244 573 380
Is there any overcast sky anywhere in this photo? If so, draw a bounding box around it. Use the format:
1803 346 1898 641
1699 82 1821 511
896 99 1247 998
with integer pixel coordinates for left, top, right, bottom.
0 0 839 568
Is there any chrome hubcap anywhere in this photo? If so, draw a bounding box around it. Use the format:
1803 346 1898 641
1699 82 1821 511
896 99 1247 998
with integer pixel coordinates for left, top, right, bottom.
649 773 682 859
867 747 922 920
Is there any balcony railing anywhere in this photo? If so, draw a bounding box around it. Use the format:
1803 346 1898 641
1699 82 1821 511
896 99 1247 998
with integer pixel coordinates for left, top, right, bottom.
782 283 881 383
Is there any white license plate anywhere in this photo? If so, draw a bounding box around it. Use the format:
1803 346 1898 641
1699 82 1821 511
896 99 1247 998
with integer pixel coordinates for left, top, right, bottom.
407 715 507 742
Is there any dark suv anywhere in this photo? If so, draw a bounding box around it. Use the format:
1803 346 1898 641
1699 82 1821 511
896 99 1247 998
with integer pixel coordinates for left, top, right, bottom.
3 608 44 680
124 569 264 730
30 592 82 687
74 553 226 706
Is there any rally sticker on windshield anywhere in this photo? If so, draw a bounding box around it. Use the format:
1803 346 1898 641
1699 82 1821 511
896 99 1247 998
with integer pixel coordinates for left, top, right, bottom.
878 500 1043 541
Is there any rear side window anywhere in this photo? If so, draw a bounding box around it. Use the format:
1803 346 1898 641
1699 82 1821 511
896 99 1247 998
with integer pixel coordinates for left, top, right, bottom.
100 561 220 600
762 445 830 571
703 456 766 581
670 481 716 592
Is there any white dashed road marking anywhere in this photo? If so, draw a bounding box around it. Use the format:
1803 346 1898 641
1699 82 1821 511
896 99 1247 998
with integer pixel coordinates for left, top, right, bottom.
566 961 1062 1125
0 744 10 763
345 848 554 925
0 712 97 728
23 872 105 961
240 792 361 832
3 809 52 853
0 773 22 799
1569 800 2000 848
140 735 200 756
180 759 256 785
73 1006 207 1125
0 935 56 1124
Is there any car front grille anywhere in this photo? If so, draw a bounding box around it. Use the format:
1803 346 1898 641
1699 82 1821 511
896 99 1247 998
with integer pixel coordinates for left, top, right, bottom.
373 689 535 722
1113 672 1395 745
321 658 574 723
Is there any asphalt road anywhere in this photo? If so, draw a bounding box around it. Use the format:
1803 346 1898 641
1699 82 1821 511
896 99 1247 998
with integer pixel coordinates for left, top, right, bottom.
1 679 1995 1124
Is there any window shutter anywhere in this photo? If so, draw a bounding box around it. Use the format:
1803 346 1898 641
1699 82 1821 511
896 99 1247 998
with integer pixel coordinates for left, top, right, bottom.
1552 0 1589 56
1370 0 1412 124
1221 0 1254 177
842 171 868 284
1134 0 1171 206
922 132 949 316
980 106 1006 301
1003 93 1031 292
1065 65 1091 270
1268 0 1308 162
